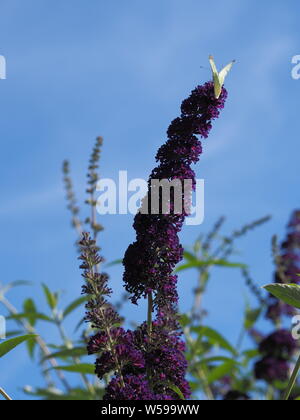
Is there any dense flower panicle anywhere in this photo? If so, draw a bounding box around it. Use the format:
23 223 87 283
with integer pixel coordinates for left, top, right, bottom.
131 312 191 400
81 81 229 400
254 329 297 385
103 316 191 400
259 330 297 359
79 234 121 329
104 375 157 400
265 210 300 322
95 337 145 380
254 357 290 384
123 82 228 310
254 211 300 388
79 234 134 383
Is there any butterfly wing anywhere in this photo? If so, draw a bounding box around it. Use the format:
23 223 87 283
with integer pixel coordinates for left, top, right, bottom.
218 60 235 87
209 55 222 99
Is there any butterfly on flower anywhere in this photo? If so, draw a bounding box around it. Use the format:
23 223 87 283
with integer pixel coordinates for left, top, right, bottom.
209 55 235 99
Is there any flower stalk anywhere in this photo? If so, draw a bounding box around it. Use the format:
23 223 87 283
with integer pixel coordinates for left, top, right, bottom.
283 352 300 400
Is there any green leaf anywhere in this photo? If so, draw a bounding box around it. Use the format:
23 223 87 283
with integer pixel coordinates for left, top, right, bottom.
207 361 236 384
189 381 201 392
63 296 89 319
192 326 238 356
74 317 85 333
42 284 58 310
42 347 87 361
244 306 262 330
167 383 185 400
7 313 54 323
242 349 260 360
105 259 123 268
23 298 37 327
49 363 95 374
198 356 239 366
183 251 198 262
0 335 37 358
26 338 37 359
263 283 300 310
176 259 247 273
179 314 191 328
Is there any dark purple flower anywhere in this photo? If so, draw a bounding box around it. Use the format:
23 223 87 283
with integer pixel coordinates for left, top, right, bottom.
266 210 300 322
278 211 300 284
81 79 229 401
123 82 228 310
90 328 145 379
132 313 191 400
79 234 144 388
259 329 297 359
104 375 157 400
254 357 290 383
87 331 109 355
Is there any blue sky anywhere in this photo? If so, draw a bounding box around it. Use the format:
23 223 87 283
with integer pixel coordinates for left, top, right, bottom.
0 0 300 399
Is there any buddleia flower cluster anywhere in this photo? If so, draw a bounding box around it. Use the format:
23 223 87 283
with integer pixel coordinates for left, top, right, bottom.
80 80 228 400
123 81 227 312
266 210 300 322
252 211 300 386
254 330 297 384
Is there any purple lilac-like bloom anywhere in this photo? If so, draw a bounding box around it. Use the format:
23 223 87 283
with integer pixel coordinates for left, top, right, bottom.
104 375 157 400
79 234 146 391
79 234 121 332
123 81 228 310
266 210 300 322
81 80 229 400
277 211 300 284
95 311 191 400
254 357 290 384
104 374 179 400
259 329 297 359
131 312 191 400
254 329 297 385
88 327 145 380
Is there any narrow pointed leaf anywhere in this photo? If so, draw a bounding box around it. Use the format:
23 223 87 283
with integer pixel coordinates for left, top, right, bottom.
63 296 89 319
0 334 37 358
42 347 87 362
176 259 247 273
42 284 58 310
192 326 238 356
49 363 95 374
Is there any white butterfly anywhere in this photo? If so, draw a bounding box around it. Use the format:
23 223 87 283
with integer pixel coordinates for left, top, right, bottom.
209 55 235 99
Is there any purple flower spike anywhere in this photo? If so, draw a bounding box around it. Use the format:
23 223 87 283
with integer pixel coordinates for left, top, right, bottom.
123 82 228 310
254 357 290 384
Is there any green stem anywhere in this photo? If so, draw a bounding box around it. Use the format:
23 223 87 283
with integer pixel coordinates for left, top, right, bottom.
0 387 12 401
196 367 214 401
282 352 300 401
